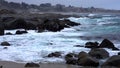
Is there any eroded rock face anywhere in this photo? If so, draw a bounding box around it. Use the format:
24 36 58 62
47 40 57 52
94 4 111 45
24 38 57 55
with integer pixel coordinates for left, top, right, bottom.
102 55 120 67
25 62 40 67
1 41 10 46
88 48 109 59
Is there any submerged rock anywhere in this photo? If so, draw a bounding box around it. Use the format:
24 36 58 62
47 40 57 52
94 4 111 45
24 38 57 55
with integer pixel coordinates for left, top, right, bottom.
25 62 40 67
102 55 120 67
5 32 13 35
88 48 109 59
1 41 10 46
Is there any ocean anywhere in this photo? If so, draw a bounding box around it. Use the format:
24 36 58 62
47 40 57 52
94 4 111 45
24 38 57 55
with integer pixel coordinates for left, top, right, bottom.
0 13 119 63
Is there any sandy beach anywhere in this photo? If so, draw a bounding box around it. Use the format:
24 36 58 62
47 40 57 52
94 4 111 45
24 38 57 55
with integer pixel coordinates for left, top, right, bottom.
0 61 83 68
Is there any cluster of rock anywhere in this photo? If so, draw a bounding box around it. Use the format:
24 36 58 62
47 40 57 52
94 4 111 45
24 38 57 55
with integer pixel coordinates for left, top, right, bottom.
43 39 120 68
0 16 80 35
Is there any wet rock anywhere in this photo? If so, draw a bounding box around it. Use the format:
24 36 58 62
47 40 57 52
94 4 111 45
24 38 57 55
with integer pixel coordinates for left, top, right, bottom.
118 52 120 55
5 32 13 35
88 48 109 59
78 51 89 59
47 52 61 57
25 62 40 67
112 47 119 51
1 41 10 46
77 56 99 67
85 42 99 48
15 30 28 34
65 53 78 65
102 55 120 67
77 51 99 67
99 39 115 49
3 47 8 49
37 19 80 32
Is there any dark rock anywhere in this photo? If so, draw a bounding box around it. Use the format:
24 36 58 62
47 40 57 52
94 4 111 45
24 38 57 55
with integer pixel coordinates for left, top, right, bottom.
88 48 109 59
85 42 99 48
102 55 120 67
1 41 10 46
47 52 61 57
78 51 89 59
37 19 80 32
15 30 23 34
65 53 78 65
74 45 84 47
15 30 28 34
0 23 5 35
5 32 13 35
77 51 99 67
5 18 36 30
99 39 115 49
77 56 99 67
0 9 16 14
118 52 120 55
112 47 119 51
25 62 40 67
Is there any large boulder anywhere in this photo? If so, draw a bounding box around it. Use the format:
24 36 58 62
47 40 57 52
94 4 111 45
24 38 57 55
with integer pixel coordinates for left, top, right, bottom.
88 48 109 59
99 39 119 50
25 62 40 67
77 51 99 67
85 42 99 48
47 52 61 57
65 53 78 65
1 41 10 46
102 55 120 67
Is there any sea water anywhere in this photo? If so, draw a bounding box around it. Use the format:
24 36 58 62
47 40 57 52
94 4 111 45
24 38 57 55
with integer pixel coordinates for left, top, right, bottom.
0 14 119 63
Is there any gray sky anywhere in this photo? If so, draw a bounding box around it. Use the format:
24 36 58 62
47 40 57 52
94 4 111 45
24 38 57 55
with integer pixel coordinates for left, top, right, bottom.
6 0 120 10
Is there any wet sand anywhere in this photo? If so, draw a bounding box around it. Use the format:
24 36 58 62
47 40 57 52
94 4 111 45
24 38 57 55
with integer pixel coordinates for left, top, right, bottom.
0 61 82 68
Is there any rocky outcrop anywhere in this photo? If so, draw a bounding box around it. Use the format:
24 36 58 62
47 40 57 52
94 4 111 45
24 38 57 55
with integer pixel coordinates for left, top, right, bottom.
37 19 80 32
88 48 109 59
99 39 119 50
25 62 40 67
85 42 99 48
102 55 120 67
1 41 10 46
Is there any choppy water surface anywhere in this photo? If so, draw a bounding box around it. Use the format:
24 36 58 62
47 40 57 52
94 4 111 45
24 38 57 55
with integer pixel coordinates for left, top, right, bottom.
0 14 119 63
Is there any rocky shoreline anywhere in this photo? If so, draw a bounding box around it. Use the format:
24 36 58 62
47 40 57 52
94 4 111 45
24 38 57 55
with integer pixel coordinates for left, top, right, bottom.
0 10 120 68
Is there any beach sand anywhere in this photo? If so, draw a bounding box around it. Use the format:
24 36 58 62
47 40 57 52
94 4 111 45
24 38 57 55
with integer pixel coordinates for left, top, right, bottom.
0 61 82 68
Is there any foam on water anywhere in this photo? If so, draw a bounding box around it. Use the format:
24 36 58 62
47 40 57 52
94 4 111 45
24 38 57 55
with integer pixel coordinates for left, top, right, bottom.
0 14 119 63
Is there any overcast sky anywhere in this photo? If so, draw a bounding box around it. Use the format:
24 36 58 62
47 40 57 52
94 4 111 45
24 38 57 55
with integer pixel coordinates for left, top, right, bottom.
6 0 120 10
